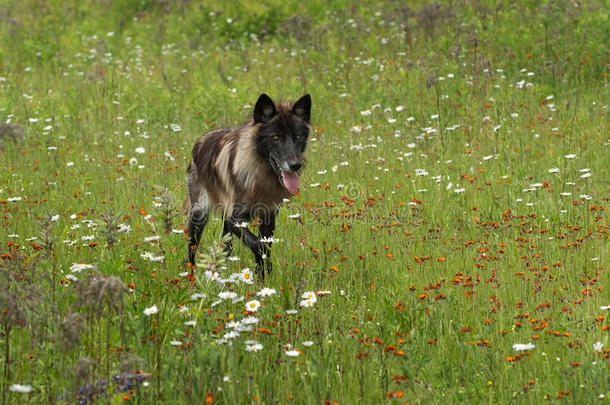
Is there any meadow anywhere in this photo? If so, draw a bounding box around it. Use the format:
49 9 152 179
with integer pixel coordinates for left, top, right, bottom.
0 0 608 403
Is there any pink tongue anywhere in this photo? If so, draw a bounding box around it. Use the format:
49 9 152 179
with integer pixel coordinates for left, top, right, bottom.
281 171 299 194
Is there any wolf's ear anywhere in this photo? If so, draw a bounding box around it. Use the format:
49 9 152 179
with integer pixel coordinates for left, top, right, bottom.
253 93 277 123
291 94 311 122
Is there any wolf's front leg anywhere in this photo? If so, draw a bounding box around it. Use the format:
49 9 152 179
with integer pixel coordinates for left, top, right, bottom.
221 220 234 256
258 211 277 278
224 217 265 276
187 207 209 265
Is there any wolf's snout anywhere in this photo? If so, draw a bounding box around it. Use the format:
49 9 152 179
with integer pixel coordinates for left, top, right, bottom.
288 161 302 172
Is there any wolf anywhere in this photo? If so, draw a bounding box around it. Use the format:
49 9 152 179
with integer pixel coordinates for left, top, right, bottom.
185 93 312 277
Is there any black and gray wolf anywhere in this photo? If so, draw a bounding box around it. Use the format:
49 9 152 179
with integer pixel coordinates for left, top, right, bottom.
185 93 312 277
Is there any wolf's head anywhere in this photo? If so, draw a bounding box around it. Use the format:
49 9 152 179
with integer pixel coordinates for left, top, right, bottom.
253 93 311 195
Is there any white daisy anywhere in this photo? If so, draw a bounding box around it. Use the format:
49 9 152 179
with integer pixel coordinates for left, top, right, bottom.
9 384 33 393
285 349 301 357
245 300 261 312
512 343 535 351
143 305 158 316
246 343 263 352
218 291 238 300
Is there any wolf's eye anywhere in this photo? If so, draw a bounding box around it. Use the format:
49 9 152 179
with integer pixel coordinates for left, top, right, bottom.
273 135 279 141
295 135 301 140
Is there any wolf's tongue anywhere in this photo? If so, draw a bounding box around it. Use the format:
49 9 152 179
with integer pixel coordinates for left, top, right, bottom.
281 171 299 195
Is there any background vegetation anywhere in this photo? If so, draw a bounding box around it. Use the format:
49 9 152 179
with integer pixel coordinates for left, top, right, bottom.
1 0 608 403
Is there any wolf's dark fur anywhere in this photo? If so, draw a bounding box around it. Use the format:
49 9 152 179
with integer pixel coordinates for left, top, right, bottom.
186 93 312 277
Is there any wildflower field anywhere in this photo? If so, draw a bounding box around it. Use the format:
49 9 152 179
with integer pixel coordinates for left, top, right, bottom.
1 0 608 403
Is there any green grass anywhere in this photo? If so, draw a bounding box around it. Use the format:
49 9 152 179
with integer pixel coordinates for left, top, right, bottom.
1 0 608 403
